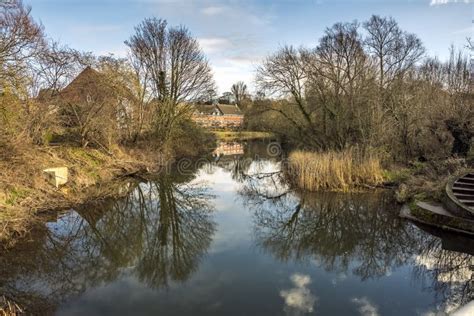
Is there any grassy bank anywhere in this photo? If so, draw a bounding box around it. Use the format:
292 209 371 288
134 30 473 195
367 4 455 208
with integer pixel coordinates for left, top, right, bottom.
213 131 275 141
0 128 215 248
287 149 385 192
387 158 473 203
0 143 163 248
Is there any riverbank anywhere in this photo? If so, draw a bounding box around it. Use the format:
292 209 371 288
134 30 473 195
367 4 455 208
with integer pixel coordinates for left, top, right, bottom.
1 139 471 315
0 143 158 248
213 131 275 141
0 133 215 249
389 158 474 204
285 148 474 203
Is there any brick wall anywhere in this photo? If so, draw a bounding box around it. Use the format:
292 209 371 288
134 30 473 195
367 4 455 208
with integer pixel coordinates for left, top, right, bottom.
192 114 244 129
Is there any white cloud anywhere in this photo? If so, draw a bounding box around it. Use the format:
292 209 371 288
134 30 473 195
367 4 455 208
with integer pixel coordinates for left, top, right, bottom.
211 64 254 93
198 37 232 54
430 0 471 6
351 297 379 316
451 301 474 316
224 53 261 67
280 274 317 315
201 6 227 16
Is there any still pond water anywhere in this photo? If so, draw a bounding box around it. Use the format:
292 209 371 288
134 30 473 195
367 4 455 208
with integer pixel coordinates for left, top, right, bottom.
1 140 473 315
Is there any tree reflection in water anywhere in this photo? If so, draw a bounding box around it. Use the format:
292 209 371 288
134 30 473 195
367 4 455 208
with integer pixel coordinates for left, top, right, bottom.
1 144 472 315
412 225 473 313
0 172 215 311
239 166 473 312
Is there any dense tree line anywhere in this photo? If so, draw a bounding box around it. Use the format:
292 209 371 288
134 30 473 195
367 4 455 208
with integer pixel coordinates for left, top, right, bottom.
250 15 472 161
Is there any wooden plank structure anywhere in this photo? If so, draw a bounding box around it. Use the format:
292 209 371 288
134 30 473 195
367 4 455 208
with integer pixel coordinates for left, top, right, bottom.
400 171 474 235
445 172 474 218
450 172 474 211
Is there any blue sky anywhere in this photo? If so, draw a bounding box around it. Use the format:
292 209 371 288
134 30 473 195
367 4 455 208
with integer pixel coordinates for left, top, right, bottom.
27 0 472 93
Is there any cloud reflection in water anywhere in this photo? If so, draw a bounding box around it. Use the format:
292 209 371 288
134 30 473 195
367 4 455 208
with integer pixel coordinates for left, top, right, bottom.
280 273 317 315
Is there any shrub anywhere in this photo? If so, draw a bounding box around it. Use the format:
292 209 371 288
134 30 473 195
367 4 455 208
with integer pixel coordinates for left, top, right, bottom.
165 118 216 159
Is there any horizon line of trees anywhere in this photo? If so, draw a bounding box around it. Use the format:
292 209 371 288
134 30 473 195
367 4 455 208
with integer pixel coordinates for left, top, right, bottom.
1 1 472 163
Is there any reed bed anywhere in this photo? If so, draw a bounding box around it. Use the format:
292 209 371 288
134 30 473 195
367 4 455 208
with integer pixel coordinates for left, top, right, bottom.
0 296 23 316
287 148 384 191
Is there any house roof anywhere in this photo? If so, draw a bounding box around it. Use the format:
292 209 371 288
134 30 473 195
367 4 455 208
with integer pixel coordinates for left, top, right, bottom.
36 88 56 102
194 103 220 115
216 104 243 116
58 66 135 104
59 66 106 103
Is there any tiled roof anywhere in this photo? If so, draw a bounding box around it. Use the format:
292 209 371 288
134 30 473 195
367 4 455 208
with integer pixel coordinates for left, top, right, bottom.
216 104 242 116
194 104 220 115
58 66 135 104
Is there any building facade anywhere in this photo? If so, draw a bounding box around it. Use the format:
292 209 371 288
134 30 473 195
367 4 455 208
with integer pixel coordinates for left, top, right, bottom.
192 103 244 129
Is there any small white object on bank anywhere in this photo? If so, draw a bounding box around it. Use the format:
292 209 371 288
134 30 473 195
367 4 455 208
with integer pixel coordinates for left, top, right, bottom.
43 167 68 188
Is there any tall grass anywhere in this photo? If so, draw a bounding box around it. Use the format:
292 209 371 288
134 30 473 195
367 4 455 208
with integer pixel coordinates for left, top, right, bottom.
0 296 23 316
287 148 384 191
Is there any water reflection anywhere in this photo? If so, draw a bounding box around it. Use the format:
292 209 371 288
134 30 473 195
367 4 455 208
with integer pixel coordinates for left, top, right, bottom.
0 140 472 315
248 191 417 280
412 226 473 313
238 161 473 313
280 274 318 315
0 172 215 311
213 141 244 156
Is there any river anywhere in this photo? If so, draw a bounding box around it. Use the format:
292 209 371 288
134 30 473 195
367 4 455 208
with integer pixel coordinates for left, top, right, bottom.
0 140 472 315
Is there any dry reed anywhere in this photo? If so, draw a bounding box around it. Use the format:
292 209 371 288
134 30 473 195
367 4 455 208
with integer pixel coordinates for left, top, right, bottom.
0 296 23 316
287 148 384 191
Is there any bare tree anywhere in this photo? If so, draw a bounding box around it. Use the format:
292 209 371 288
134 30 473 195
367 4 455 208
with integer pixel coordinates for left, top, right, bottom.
0 0 45 145
309 21 376 148
466 37 473 52
364 15 425 89
34 40 84 95
125 18 215 104
362 16 426 159
230 81 248 105
0 0 44 87
256 23 377 149
125 17 215 141
126 50 154 141
256 46 322 147
443 47 473 156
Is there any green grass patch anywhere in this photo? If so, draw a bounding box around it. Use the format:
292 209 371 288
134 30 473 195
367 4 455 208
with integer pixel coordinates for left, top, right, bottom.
213 131 274 141
383 168 412 183
5 187 29 206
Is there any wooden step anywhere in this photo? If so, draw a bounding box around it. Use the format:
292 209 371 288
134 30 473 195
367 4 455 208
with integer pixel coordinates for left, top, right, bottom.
455 179 474 184
452 187 474 195
453 182 474 189
400 202 474 235
453 194 474 201
459 200 474 206
445 171 474 218
457 177 474 184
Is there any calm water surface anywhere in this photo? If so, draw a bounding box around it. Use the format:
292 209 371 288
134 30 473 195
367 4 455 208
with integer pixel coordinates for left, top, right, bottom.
0 140 473 315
